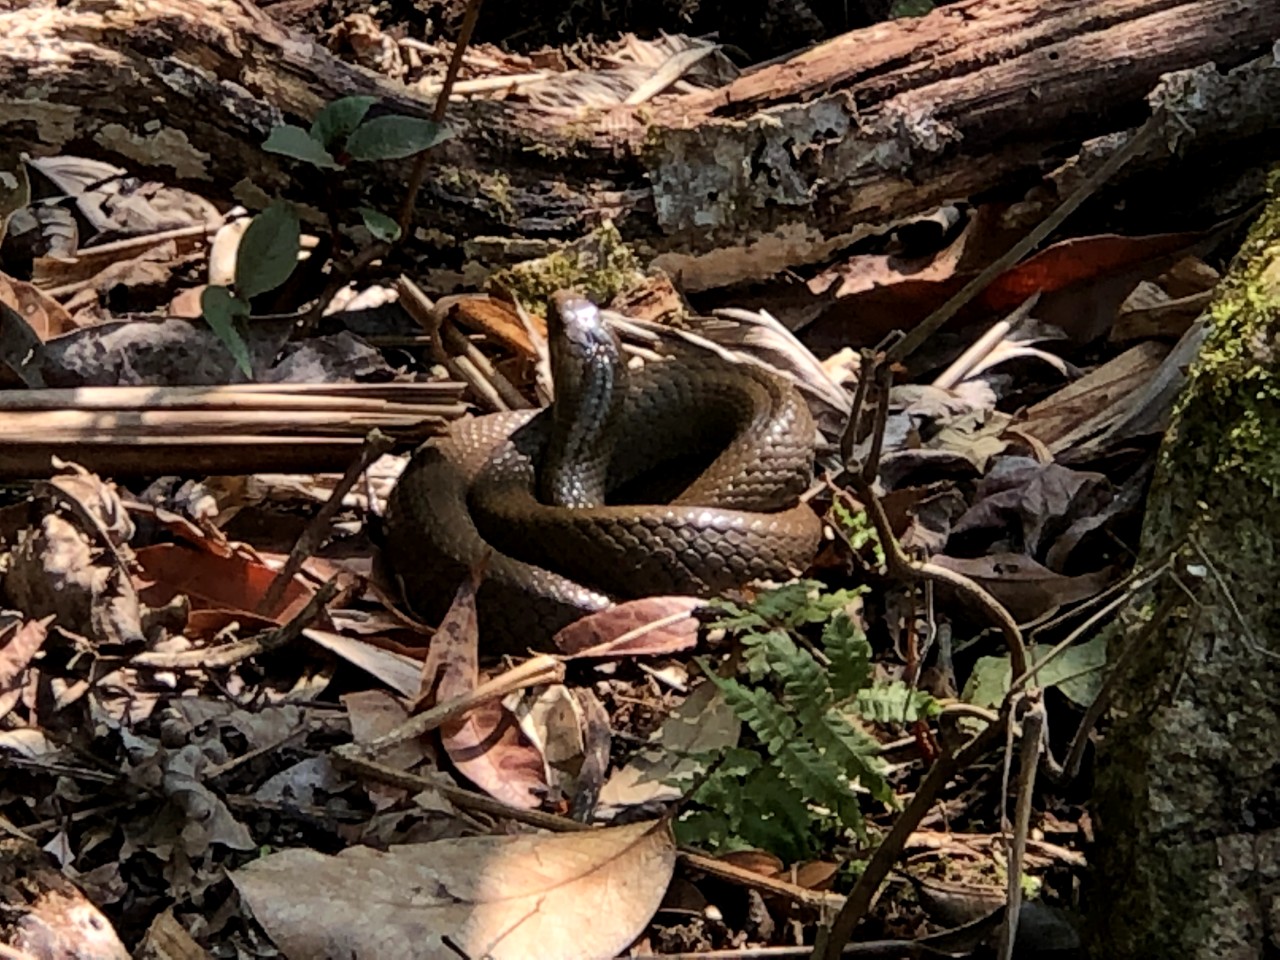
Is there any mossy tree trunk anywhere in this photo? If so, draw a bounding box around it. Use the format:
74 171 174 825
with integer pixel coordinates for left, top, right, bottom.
1090 175 1280 958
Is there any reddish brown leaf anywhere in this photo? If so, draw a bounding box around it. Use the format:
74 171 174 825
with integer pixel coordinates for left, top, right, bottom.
424 568 547 810
133 543 314 625
555 597 704 657
932 553 1112 623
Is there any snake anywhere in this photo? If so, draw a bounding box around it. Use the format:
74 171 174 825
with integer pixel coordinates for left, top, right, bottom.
382 292 823 648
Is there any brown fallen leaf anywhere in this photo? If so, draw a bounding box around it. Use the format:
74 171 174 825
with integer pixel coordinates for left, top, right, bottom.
231 820 677 960
931 553 1112 623
133 543 315 626
0 271 76 338
0 616 52 722
1016 341 1169 447
555 596 704 657
425 569 547 810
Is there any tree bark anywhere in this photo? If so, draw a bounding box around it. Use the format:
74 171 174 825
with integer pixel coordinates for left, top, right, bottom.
4 0 1279 293
1089 182 1280 956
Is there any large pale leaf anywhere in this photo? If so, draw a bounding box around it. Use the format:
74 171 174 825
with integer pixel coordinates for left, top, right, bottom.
231 820 676 960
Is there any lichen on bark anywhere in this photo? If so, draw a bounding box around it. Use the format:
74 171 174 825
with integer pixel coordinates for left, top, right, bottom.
1089 171 1280 959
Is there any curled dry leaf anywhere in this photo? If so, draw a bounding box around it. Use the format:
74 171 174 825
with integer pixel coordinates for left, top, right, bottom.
0 271 76 339
231 820 677 960
426 570 548 810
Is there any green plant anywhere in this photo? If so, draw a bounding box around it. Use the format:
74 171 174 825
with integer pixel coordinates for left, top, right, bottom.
832 496 885 568
674 581 939 862
202 97 454 374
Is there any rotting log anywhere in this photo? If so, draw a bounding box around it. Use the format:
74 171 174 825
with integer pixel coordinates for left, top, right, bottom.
3 0 1280 294
1088 179 1280 957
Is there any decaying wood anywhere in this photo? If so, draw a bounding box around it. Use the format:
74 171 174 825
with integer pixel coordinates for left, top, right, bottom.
0 837 129 960
4 0 1280 293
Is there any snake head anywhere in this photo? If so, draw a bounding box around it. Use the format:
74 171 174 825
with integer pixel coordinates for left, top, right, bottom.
548 290 617 358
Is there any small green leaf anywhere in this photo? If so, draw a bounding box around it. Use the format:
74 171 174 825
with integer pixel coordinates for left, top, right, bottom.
890 0 934 16
235 201 300 300
962 636 1108 709
344 115 452 161
310 96 377 149
262 125 340 169
358 206 401 242
201 286 253 378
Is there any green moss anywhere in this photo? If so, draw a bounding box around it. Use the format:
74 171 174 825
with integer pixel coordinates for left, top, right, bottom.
430 165 518 223
1158 182 1280 503
487 221 644 313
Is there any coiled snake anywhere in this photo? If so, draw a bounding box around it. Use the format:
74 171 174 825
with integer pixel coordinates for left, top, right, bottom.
382 293 822 647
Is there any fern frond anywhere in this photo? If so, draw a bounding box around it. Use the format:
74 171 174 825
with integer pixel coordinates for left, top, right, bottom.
856 681 941 725
823 612 873 699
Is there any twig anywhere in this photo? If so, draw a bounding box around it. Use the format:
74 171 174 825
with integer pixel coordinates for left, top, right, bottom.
259 429 394 614
931 294 1039 391
998 695 1044 960
331 751 591 832
299 0 483 334
343 655 564 758
680 850 844 911
396 0 485 233
848 467 1026 677
397 277 530 412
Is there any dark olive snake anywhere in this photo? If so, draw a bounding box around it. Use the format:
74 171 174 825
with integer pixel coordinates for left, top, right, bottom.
382 292 822 648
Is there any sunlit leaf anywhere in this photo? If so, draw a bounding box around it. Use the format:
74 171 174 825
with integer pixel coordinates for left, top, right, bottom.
345 116 453 161
235 201 300 301
262 125 340 169
201 285 253 378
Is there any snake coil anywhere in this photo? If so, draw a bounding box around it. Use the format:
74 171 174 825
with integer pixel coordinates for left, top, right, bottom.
383 293 822 647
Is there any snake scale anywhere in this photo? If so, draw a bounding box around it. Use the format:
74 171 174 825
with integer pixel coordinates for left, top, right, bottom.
382 293 822 647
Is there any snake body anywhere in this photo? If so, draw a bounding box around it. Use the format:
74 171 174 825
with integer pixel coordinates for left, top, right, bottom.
383 294 822 647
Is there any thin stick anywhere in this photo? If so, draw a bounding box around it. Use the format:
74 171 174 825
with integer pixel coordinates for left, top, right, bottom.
259 430 394 614
998 696 1044 960
348 655 565 757
396 0 485 233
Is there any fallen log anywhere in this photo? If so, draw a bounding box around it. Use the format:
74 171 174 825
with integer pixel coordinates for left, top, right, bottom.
4 0 1279 293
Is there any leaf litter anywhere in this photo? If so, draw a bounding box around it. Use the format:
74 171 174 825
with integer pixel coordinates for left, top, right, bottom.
0 8 1260 960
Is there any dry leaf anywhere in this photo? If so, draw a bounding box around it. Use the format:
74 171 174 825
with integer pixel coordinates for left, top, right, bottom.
231 820 677 960
425 571 548 810
599 680 740 813
931 553 1111 622
0 271 76 338
555 596 704 656
304 627 424 697
133 543 314 625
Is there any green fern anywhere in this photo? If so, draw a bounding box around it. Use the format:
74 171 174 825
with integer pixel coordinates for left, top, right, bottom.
674 581 938 860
